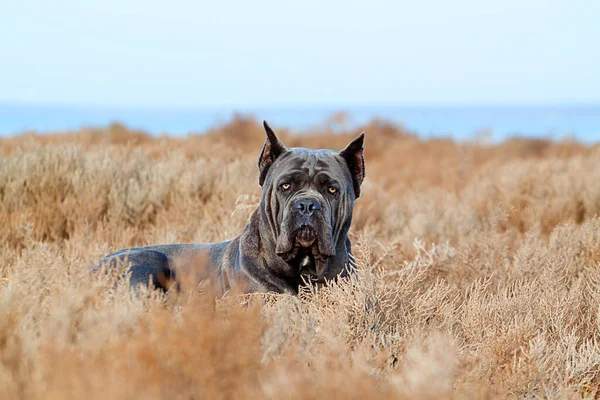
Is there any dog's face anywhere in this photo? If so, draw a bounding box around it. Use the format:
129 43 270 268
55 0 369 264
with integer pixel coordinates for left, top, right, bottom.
258 122 365 283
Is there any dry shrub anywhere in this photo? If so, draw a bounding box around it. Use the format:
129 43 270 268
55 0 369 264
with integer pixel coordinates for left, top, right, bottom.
1 117 600 399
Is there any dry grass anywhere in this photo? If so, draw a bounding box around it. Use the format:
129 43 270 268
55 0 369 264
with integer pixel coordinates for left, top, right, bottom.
1 117 600 399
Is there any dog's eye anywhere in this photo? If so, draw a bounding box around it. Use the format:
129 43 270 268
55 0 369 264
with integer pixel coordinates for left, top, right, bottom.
327 186 338 195
280 183 291 192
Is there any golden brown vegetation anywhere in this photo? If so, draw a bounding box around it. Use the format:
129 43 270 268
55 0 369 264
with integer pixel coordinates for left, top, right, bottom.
1 118 600 399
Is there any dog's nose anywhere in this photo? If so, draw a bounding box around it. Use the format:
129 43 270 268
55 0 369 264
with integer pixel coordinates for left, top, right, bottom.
294 198 321 216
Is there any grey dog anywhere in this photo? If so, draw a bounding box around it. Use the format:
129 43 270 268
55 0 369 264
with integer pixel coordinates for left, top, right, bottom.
94 122 365 295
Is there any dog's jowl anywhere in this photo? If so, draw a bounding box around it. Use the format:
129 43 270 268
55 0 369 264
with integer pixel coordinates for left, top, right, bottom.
93 121 365 294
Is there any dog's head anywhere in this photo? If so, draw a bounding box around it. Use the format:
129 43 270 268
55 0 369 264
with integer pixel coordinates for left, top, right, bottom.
257 121 365 283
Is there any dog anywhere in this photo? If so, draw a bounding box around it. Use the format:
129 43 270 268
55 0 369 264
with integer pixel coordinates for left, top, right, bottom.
94 121 365 295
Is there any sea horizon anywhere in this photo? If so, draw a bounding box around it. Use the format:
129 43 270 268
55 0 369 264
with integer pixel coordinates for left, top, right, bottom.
1 102 599 143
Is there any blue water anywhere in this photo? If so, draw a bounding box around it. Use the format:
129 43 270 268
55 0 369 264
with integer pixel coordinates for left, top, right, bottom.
1 103 599 143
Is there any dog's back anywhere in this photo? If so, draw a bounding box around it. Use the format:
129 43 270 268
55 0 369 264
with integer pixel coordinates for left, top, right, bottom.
93 241 235 293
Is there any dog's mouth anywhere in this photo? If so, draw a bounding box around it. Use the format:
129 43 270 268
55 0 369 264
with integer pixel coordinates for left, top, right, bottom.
277 226 329 282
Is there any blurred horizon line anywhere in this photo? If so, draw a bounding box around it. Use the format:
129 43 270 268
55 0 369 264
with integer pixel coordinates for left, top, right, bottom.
2 100 600 111
1 101 599 143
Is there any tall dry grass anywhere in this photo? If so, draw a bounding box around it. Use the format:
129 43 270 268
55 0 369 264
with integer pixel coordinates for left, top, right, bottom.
1 117 600 399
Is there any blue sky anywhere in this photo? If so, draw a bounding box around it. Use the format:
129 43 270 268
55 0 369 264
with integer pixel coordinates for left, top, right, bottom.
1 0 599 107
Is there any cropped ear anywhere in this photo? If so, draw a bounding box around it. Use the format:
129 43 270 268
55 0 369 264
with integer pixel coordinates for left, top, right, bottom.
258 121 287 186
339 132 365 198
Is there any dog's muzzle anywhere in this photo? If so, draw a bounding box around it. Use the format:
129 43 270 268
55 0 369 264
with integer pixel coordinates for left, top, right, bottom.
277 226 332 280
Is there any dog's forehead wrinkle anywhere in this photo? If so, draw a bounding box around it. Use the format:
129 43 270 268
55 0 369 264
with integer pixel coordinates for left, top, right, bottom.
281 148 343 179
275 159 347 194
288 148 338 162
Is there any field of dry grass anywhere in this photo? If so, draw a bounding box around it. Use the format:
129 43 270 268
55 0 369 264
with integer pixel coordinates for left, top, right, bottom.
2 117 600 399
